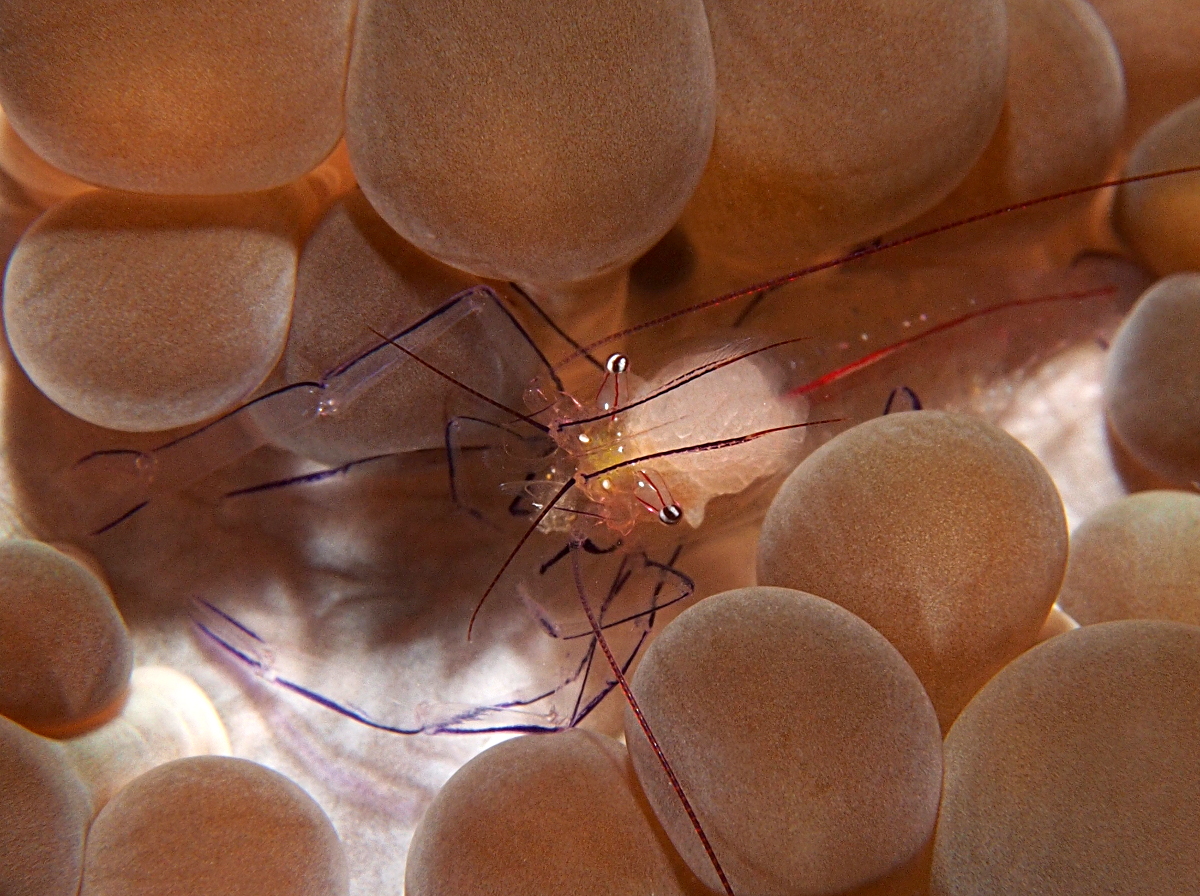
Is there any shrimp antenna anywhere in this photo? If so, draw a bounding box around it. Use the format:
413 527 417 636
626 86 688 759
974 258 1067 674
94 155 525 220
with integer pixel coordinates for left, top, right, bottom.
369 327 550 433
581 420 842 484
575 163 1200 358
467 477 577 640
567 539 736 896
91 500 150 536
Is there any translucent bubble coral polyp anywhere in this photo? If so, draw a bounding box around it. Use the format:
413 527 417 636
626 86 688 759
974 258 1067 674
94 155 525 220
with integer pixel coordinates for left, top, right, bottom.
933 620 1200 896
0 538 132 737
1113 96 1200 276
883 0 1125 259
679 0 1008 275
0 714 91 896
405 729 696 896
1104 273 1200 486
80 756 348 896
60 666 230 811
0 107 93 208
0 0 353 194
1057 490 1200 626
1089 0 1200 153
3 188 299 432
625 586 943 896
948 0 1124 214
345 0 717 287
757 411 1069 731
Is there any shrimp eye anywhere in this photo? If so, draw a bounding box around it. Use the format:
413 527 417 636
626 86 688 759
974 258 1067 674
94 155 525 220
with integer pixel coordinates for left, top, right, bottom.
605 352 629 375
659 504 683 525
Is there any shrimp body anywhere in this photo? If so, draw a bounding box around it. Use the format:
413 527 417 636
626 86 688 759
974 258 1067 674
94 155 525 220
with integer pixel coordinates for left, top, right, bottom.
525 344 810 536
621 348 810 528
518 361 675 536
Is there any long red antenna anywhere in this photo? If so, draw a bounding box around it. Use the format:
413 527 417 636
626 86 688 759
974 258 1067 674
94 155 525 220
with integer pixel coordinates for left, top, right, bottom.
573 164 1200 359
567 539 736 896
579 420 841 484
467 477 577 640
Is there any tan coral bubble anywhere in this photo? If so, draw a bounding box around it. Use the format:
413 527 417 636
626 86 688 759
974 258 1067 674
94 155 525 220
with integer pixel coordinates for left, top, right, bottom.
757 411 1068 731
3 188 300 432
878 0 1125 263
1056 490 1200 625
1089 0 1200 154
1113 97 1200 276
0 714 91 896
1104 274 1200 487
0 0 353 194
406 729 697 896
625 587 943 896
346 0 716 289
61 666 230 811
0 539 132 737
679 0 1008 278
80 756 348 896
932 620 1200 896
255 189 537 465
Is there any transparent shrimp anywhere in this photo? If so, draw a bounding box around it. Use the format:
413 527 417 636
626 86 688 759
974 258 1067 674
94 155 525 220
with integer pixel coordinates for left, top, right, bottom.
60 283 828 735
